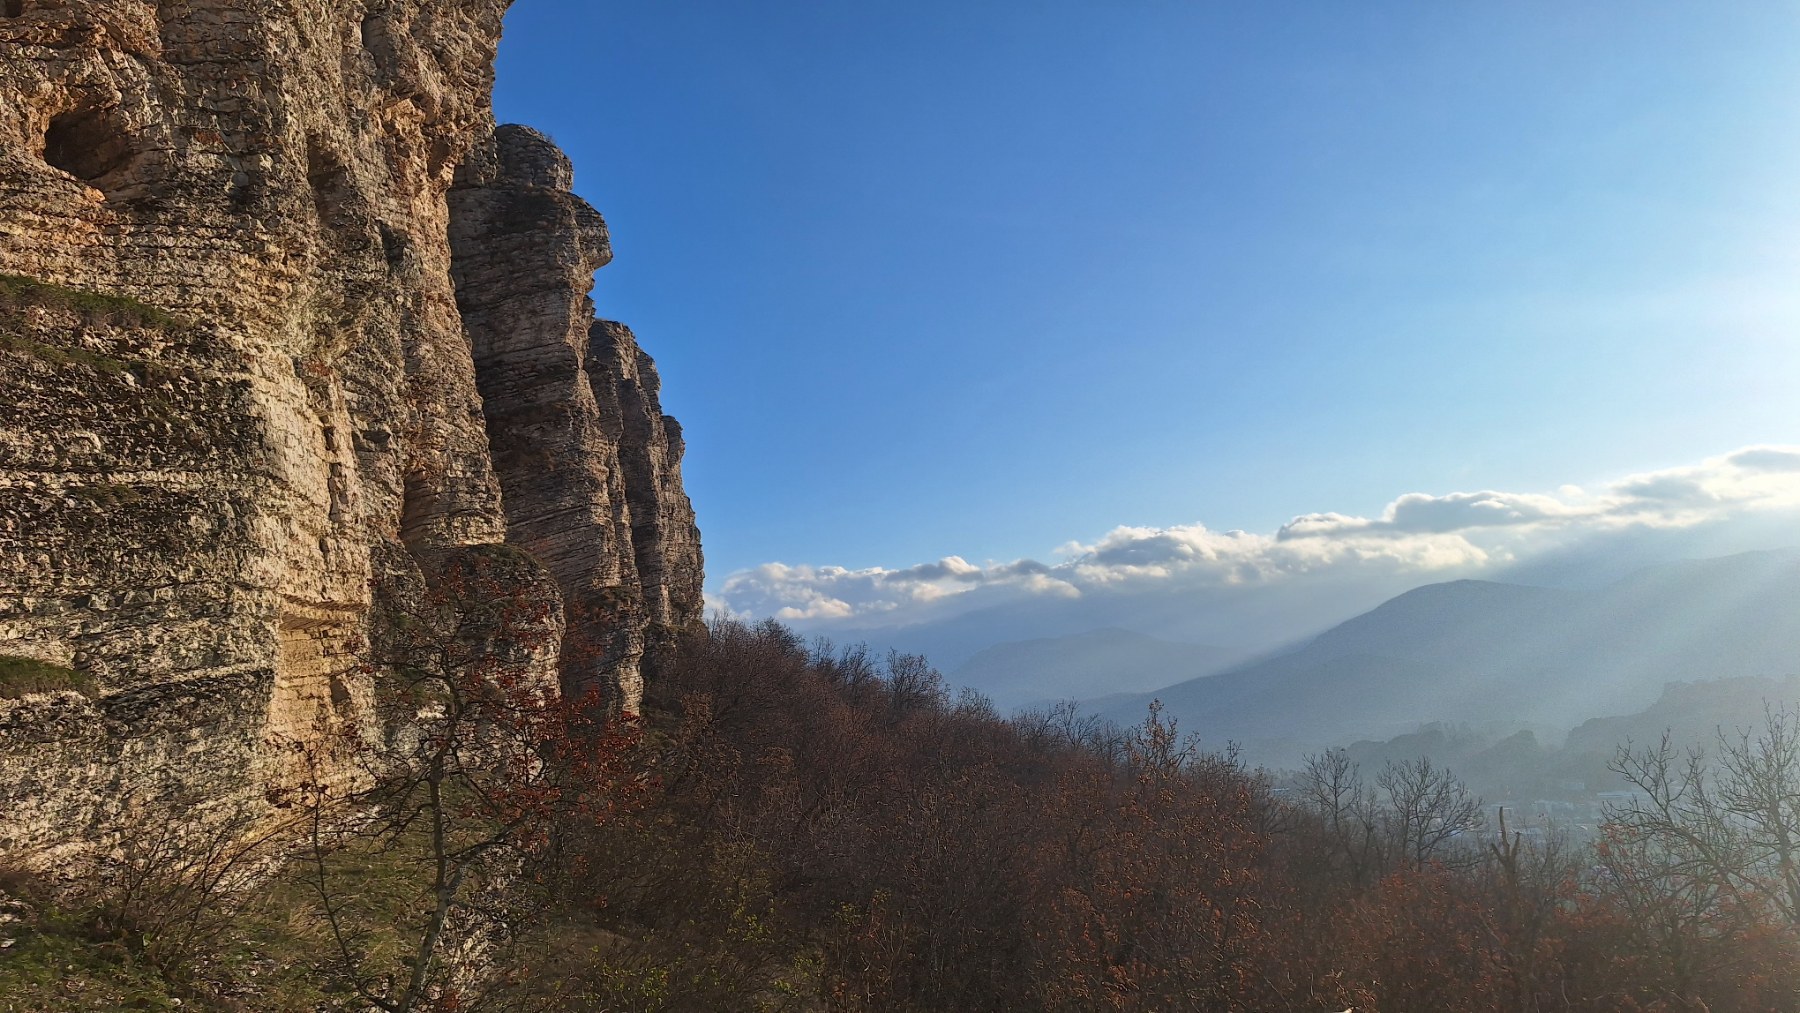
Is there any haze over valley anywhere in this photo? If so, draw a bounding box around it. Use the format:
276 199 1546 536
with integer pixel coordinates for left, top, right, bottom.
714 447 1800 764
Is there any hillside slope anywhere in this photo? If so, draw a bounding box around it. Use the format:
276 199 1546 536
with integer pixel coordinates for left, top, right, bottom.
1100 549 1800 765
951 628 1239 708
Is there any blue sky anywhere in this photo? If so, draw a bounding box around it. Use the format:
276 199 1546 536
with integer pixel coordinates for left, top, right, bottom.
494 2 1800 645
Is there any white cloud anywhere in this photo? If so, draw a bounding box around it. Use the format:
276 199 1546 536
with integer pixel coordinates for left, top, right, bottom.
714 445 1800 627
1730 447 1800 473
716 557 1080 623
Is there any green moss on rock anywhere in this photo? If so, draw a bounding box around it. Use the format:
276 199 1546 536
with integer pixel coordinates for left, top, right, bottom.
0 330 133 374
0 655 94 699
0 273 183 330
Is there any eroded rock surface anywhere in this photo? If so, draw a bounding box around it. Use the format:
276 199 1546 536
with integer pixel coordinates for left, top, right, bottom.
0 2 702 853
588 317 705 682
450 125 702 709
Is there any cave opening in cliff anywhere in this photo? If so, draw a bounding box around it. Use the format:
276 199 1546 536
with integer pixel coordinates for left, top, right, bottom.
44 104 132 194
3 2 24 18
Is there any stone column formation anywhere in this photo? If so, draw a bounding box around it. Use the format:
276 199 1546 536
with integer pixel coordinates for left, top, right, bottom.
449 125 702 708
0 0 703 854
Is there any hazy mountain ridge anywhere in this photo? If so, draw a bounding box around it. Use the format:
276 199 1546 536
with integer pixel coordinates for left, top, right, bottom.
1097 549 1800 766
1563 673 1800 755
1321 673 1800 804
949 628 1240 709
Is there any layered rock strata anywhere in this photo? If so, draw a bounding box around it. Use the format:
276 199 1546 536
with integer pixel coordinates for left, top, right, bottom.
588 316 705 672
0 2 702 854
449 125 702 709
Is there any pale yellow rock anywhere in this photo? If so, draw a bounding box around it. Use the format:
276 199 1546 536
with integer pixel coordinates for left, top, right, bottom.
0 0 702 854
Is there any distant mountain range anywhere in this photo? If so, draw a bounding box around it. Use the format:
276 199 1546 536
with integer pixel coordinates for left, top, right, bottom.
949 628 1241 709
1094 549 1800 767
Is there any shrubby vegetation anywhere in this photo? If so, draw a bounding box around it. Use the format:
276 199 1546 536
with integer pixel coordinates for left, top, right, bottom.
7 616 1800 1010
560 619 1800 1011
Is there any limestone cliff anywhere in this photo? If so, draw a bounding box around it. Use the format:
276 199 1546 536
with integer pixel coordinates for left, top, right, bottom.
449 125 702 708
0 1 702 854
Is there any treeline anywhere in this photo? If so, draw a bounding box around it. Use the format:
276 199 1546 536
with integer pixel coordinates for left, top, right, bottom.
537 618 1800 1011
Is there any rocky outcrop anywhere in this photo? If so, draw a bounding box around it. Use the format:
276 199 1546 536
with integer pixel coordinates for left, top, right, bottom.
449 125 701 710
0 1 702 854
587 317 704 671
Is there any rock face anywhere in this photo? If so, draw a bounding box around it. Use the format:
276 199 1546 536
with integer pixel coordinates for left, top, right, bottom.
0 1 702 854
449 125 702 709
589 317 705 668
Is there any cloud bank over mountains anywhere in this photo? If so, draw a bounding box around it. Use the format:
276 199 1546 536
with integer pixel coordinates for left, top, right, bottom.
713 445 1800 634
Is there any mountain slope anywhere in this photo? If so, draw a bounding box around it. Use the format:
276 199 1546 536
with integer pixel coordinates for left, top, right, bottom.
950 628 1239 708
1098 549 1800 766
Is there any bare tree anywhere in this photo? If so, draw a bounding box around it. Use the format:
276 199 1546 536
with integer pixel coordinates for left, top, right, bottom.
78 791 282 974
1482 808 1583 1012
1607 702 1800 928
883 650 947 723
281 546 645 1013
1299 749 1385 883
1377 756 1484 870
